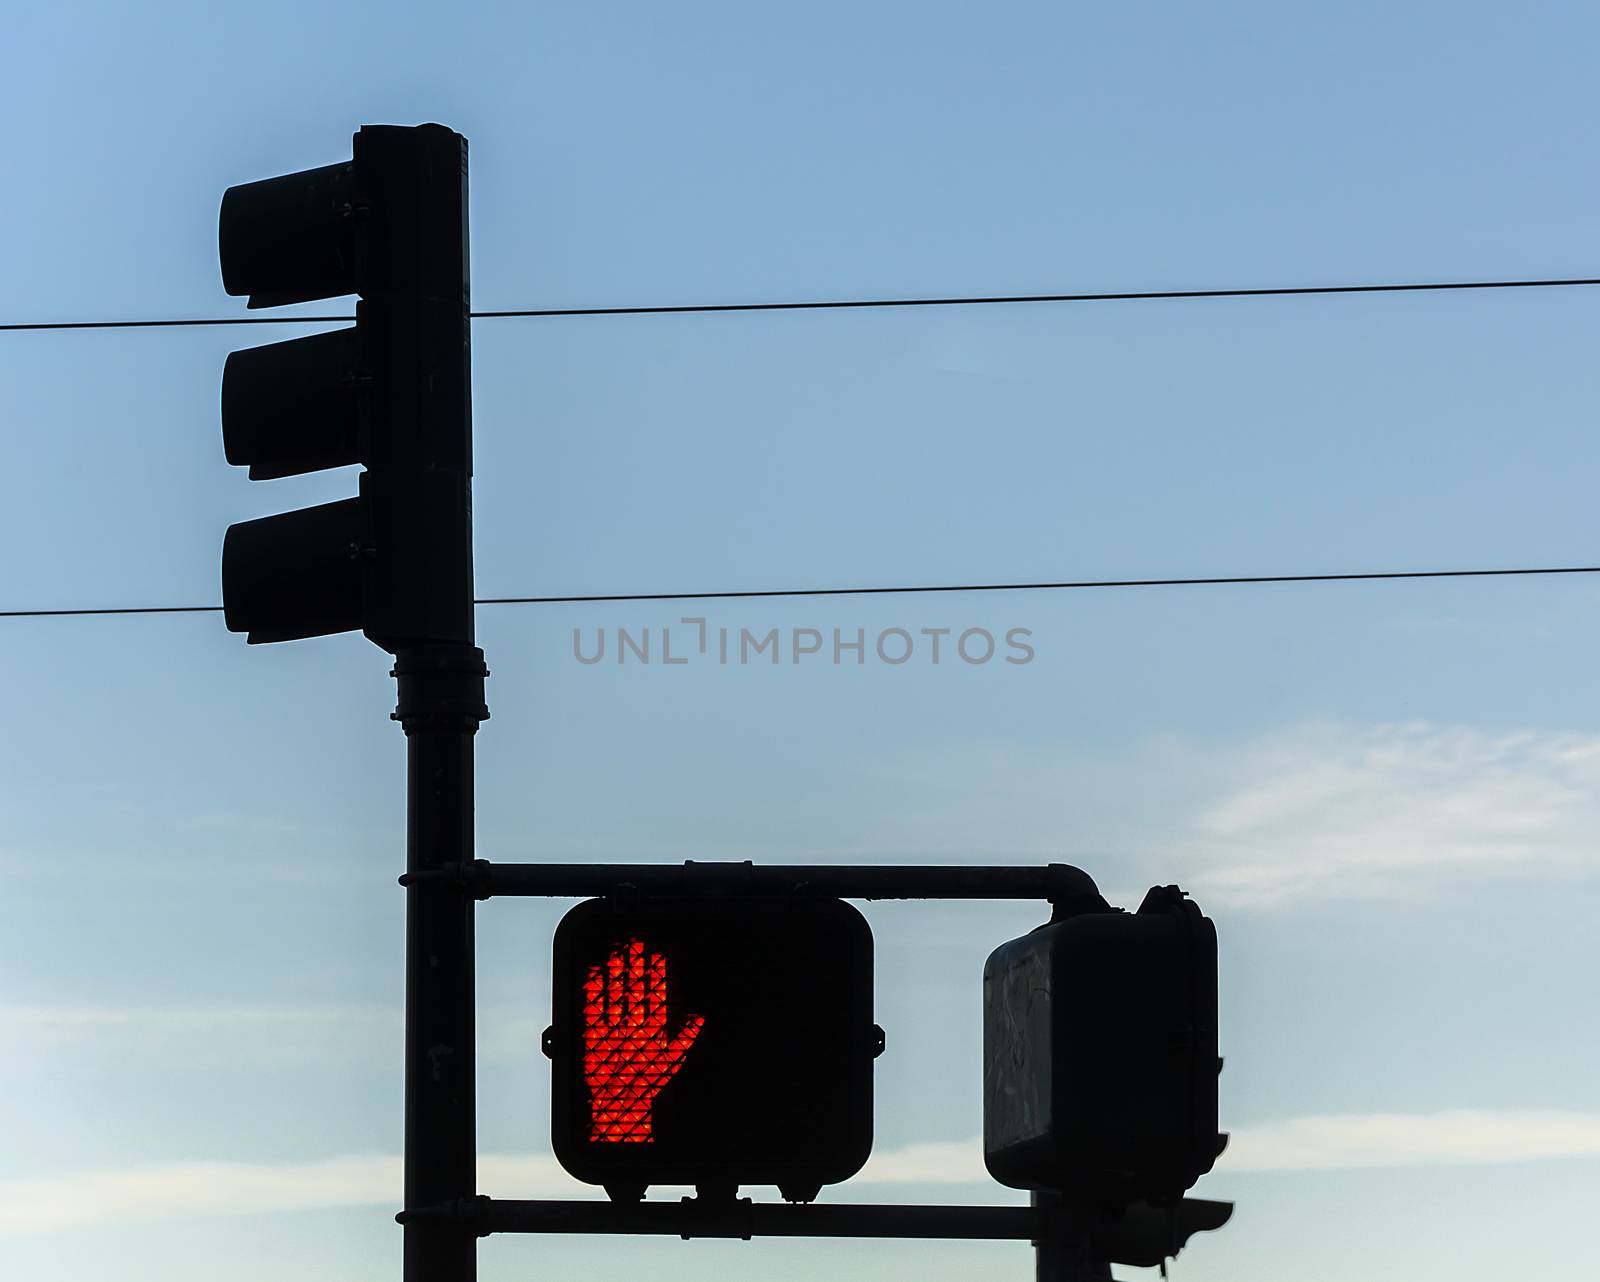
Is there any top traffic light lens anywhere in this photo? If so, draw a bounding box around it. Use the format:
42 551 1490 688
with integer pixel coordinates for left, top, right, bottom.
220 161 358 308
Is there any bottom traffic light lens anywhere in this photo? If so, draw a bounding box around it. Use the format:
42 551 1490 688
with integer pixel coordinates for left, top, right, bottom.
222 498 364 643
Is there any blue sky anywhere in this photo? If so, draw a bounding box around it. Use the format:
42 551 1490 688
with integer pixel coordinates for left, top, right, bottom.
4 2 1600 1279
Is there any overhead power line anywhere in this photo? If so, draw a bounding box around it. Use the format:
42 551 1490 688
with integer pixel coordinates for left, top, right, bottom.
4 564 1598 620
4 276 1600 333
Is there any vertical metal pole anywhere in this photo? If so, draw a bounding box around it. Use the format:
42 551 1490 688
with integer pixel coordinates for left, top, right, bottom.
396 645 489 1282
1032 1191 1111 1282
382 121 480 1282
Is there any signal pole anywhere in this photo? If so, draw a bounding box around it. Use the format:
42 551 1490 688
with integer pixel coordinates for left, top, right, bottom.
1030 1193 1108 1282
396 645 487 1282
362 124 486 1282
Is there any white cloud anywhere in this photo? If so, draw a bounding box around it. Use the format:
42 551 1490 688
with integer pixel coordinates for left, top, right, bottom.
1222 1108 1600 1172
0 1002 547 1068
1179 722 1600 907
864 721 1600 908
0 1144 988 1236
847 1113 1600 1180
0 1155 406 1235
0 1003 399 1037
856 1139 986 1184
8 1112 1599 1236
0 1003 402 1068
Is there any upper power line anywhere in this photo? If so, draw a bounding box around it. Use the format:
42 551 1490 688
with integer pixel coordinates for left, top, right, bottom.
4 564 1598 620
4 275 1600 333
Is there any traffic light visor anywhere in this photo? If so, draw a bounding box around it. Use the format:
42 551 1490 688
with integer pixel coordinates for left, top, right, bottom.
220 161 358 307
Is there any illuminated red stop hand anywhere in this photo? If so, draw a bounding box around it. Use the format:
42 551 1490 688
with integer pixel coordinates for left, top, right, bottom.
582 939 705 1143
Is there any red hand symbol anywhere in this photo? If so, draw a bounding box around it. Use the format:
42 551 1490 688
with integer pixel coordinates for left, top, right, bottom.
582 939 705 1142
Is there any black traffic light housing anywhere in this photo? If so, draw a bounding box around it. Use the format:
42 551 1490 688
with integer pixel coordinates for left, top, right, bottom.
546 896 879 1203
219 124 473 651
983 885 1222 1208
1089 1194 1234 1267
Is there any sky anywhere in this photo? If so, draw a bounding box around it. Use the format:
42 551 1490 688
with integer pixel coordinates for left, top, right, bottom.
3 1 1600 1278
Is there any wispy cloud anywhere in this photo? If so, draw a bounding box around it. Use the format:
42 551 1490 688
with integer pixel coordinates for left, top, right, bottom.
852 721 1600 908
0 1146 985 1235
0 1155 407 1235
14 721 1594 911
1222 1108 1600 1172
0 1003 401 1068
1180 722 1600 906
0 1143 990 1235
0 1003 399 1037
0 1002 549 1067
7 1111 1598 1235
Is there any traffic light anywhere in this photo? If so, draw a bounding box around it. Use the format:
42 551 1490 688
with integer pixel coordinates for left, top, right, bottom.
218 123 473 650
983 886 1222 1208
545 896 880 1203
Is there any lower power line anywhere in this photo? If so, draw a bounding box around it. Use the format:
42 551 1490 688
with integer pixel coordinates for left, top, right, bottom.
3 563 1598 620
